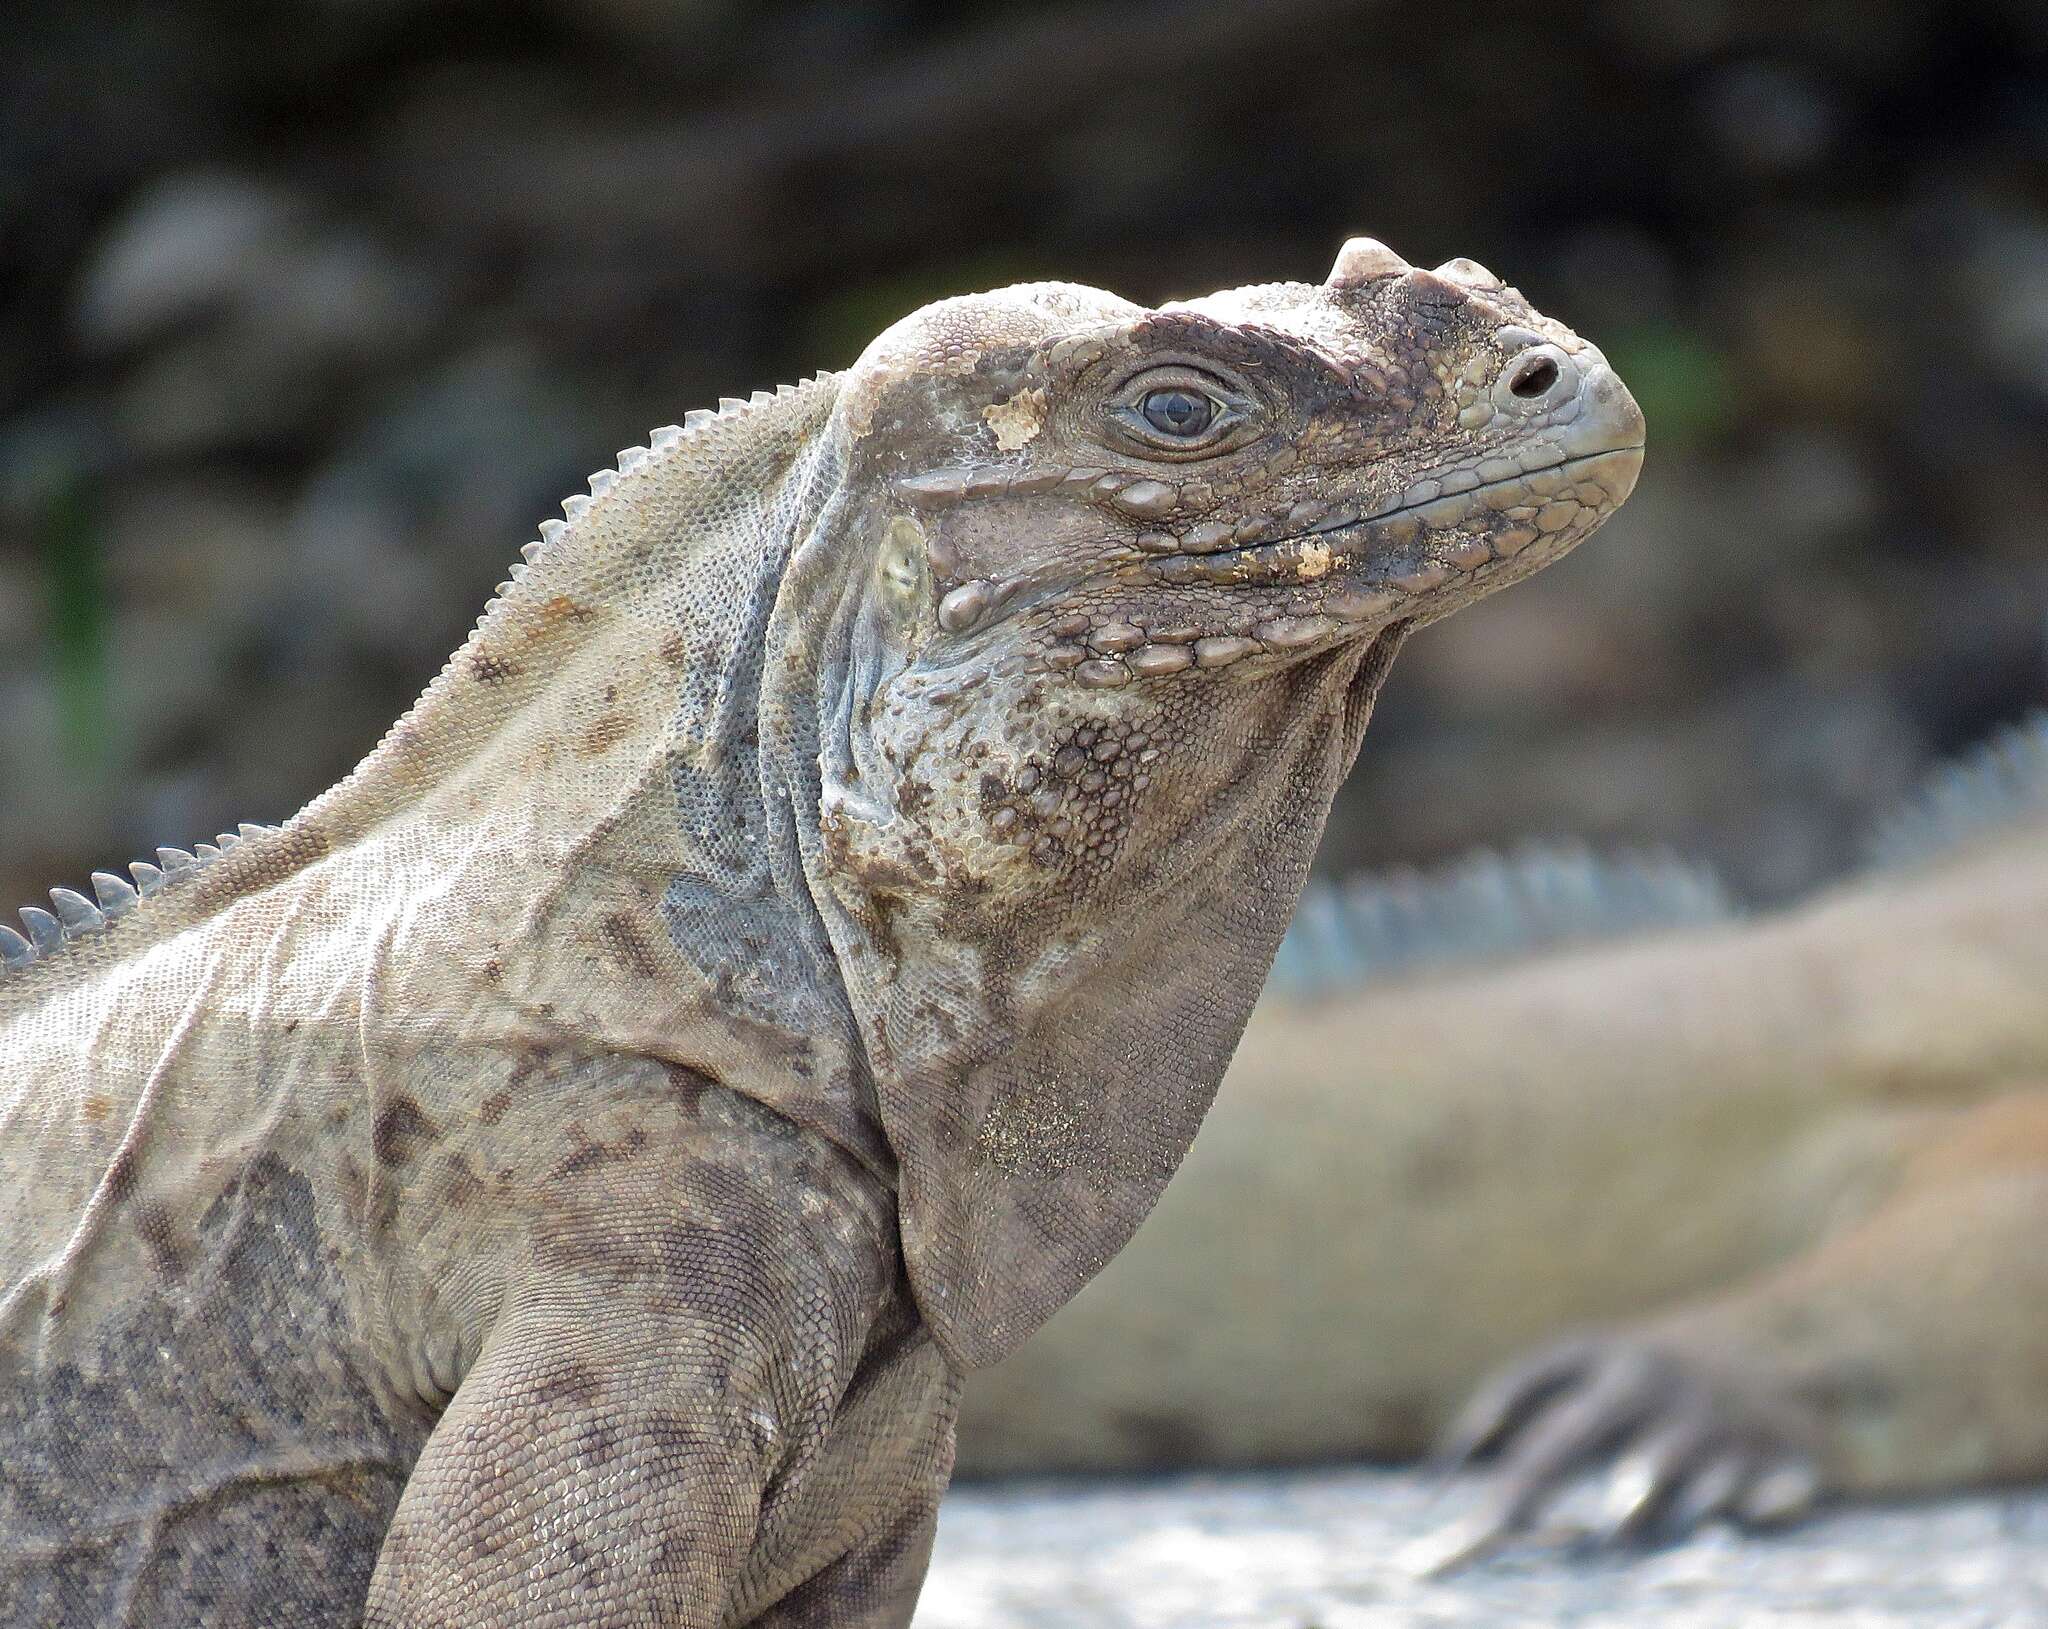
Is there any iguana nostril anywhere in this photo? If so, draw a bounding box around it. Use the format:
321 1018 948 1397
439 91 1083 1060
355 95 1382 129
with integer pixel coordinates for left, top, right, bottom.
1509 356 1560 399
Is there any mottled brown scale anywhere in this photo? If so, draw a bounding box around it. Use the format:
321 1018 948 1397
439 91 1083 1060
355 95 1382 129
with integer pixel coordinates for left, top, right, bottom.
132 1203 185 1279
599 909 664 978
532 1361 605 1409
0 240 1637 1626
467 649 520 683
102 1145 139 1205
578 711 633 754
371 1094 439 1168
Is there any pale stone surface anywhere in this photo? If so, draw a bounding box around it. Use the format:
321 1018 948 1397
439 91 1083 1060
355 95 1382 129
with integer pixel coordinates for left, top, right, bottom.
926 1469 2048 1628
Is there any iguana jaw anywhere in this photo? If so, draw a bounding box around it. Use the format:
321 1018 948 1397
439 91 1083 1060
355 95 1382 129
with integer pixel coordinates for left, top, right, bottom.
909 429 1641 685
1089 441 1644 667
1133 444 1643 584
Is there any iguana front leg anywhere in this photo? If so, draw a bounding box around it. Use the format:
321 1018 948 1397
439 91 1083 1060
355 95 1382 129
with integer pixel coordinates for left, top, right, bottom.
1433 1085 2048 1563
365 1236 780 1626
365 1113 916 1628
746 1477 946 1628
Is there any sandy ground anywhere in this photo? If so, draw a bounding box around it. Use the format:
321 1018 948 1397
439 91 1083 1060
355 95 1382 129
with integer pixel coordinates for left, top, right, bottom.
922 1468 2048 1628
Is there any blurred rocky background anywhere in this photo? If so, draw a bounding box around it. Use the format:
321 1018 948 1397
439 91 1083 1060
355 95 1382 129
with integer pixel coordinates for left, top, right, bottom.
3 0 2045 914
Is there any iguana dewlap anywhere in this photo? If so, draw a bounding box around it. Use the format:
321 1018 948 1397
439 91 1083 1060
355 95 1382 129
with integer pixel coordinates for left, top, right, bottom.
958 727 2048 1564
0 240 1641 1626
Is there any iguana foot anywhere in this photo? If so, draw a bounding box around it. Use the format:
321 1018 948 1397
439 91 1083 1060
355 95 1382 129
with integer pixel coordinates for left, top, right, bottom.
1413 1336 1821 1574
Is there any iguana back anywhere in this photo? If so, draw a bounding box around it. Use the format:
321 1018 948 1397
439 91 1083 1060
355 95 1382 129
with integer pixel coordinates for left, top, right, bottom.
0 380 850 1622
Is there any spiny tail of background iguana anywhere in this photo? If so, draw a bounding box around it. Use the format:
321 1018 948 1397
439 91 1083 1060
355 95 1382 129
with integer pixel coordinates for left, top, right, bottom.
959 712 2048 1558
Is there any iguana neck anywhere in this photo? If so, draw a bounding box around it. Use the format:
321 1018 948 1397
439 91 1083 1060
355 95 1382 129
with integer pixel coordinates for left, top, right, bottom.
314 376 843 848
5 377 888 1170
327 374 893 1155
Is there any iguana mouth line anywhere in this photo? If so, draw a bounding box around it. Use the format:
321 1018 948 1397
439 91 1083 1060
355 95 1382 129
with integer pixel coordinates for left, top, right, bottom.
1138 445 1646 585
1320 443 1647 543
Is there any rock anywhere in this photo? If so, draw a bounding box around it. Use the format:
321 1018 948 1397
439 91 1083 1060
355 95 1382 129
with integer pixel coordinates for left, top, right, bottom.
923 1467 2048 1628
73 172 303 351
78 170 448 456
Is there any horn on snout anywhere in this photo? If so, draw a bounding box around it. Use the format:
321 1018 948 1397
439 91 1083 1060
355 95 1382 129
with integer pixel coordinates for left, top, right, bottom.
1326 237 1411 288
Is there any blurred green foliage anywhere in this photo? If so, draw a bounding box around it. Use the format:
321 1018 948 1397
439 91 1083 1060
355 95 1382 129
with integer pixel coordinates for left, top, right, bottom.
35 472 110 776
1600 324 1740 448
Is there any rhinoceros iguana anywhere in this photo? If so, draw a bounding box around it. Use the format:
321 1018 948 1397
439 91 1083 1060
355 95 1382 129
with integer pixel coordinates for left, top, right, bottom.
0 238 1642 1625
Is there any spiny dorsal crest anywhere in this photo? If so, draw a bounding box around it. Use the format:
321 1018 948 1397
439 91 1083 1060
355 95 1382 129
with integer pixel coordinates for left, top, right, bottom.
1 824 280 974
479 379 828 614
3 382 830 982
1863 710 2048 871
1267 844 1736 999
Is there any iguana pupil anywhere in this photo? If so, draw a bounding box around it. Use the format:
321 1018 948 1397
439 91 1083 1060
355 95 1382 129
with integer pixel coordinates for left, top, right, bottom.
1142 387 1213 436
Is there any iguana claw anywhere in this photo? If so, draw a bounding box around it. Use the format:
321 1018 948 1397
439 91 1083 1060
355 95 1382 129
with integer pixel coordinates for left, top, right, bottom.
1421 1335 1822 1572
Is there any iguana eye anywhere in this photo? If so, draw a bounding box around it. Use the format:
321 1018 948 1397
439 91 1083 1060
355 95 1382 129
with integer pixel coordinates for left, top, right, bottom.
1141 388 1215 438
1105 366 1253 459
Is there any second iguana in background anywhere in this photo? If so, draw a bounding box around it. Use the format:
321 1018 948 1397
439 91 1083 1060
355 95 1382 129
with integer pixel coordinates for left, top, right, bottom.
959 714 2048 1564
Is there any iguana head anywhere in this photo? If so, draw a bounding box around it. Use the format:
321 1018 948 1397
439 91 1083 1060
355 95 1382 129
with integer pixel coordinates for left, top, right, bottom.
769 237 1643 1368
841 237 1639 678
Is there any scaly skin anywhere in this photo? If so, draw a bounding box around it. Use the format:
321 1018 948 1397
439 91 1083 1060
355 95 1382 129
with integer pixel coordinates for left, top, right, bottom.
959 812 2048 1555
0 240 1642 1625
